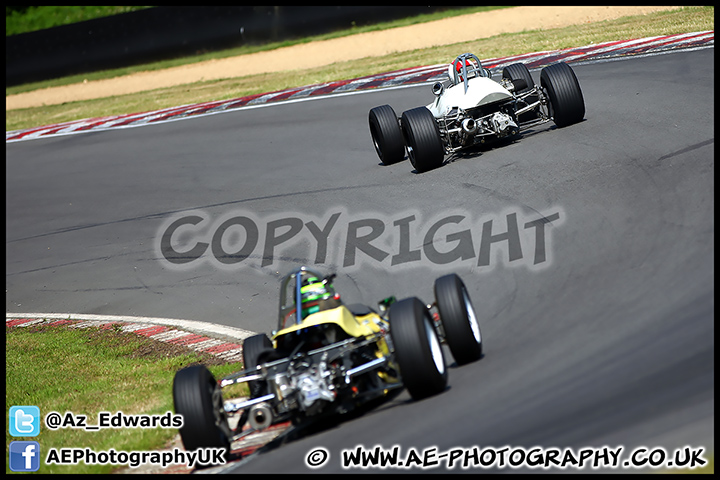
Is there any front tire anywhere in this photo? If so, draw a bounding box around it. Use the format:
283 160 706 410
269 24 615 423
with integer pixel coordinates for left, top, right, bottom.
242 333 273 371
502 62 534 94
369 105 406 165
434 274 482 365
503 62 538 122
242 333 273 396
173 365 232 454
401 107 445 173
540 62 585 128
390 297 448 400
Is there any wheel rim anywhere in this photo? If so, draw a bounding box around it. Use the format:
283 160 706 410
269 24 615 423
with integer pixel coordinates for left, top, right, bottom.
462 287 481 344
542 86 556 120
402 122 417 168
210 382 229 438
424 315 445 375
372 136 383 159
370 123 383 159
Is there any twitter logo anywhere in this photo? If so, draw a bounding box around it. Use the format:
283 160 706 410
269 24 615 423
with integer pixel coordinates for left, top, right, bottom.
9 406 40 437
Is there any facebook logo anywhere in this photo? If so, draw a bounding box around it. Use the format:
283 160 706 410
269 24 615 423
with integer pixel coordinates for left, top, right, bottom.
9 441 41 472
9 406 40 436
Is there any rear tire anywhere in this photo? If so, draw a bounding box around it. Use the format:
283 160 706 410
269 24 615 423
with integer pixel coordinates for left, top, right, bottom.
540 62 585 128
434 274 482 365
389 297 448 400
369 105 406 165
173 365 232 455
401 107 445 173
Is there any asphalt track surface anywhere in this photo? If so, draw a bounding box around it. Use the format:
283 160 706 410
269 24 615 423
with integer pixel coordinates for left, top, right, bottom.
6 48 714 472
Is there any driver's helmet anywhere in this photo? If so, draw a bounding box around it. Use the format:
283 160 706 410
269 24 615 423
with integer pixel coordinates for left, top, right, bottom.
279 267 343 328
447 53 484 85
456 59 473 81
299 274 335 319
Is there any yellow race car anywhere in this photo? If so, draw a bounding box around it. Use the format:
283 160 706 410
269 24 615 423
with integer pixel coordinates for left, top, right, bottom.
172 266 483 455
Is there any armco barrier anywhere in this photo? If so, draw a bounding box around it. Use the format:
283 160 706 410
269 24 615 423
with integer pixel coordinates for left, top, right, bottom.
6 6 467 86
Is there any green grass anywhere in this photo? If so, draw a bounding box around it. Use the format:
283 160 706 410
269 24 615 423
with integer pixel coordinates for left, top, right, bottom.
6 325 715 474
5 6 506 96
6 6 153 36
5 6 713 133
6 325 244 474
682 455 714 474
664 454 714 474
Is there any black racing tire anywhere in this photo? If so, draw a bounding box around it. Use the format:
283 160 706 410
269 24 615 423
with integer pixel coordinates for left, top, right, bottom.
540 62 585 128
502 62 534 94
242 333 273 396
434 273 483 365
173 364 232 454
389 297 448 400
502 62 538 122
400 107 445 173
242 333 273 371
369 105 406 165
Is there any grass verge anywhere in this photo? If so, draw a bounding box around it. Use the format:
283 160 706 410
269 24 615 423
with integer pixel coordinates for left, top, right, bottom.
5 6 713 132
5 7 152 36
678 455 714 474
5 324 245 474
5 6 506 95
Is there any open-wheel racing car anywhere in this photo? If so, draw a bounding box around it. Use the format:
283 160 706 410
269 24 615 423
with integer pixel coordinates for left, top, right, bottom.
369 53 585 172
172 266 483 456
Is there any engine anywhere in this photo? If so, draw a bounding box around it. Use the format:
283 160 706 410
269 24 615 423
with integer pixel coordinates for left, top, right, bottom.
289 355 336 416
257 324 350 424
245 320 389 429
484 111 518 137
442 106 519 150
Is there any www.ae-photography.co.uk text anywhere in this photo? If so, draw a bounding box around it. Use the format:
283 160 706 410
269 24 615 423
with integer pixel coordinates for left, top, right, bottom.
156 207 564 272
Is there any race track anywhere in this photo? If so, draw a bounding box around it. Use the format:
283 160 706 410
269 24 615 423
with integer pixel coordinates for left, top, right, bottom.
5 47 714 472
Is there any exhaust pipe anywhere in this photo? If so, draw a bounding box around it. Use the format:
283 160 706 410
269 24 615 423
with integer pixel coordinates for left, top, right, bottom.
461 118 478 135
248 402 273 430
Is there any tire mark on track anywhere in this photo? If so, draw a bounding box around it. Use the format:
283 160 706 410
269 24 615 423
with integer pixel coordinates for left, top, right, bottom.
6 183 386 243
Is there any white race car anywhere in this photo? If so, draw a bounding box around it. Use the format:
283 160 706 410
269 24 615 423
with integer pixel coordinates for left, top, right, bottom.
369 53 585 172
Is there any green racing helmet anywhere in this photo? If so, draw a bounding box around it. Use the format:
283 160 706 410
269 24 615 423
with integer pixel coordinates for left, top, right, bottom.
278 267 342 328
